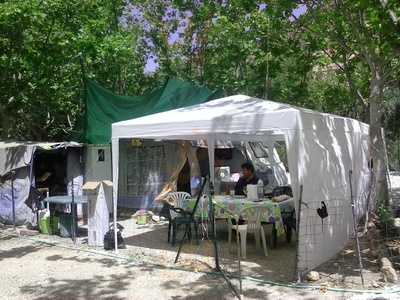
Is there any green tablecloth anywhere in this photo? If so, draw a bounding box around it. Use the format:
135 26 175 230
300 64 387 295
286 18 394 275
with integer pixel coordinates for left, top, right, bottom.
187 195 289 236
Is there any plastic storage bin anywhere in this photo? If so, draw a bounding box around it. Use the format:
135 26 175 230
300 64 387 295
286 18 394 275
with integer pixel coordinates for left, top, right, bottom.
39 216 59 235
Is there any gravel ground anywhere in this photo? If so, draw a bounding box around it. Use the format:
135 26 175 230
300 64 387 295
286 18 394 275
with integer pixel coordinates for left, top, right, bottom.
2 231 396 300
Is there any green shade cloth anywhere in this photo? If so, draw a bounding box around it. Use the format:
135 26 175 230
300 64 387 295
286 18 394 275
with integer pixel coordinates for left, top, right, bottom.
83 79 223 144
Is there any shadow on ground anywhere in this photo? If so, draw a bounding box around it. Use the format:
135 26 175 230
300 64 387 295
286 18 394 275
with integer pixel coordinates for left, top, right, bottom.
20 272 133 300
0 236 51 262
122 220 297 283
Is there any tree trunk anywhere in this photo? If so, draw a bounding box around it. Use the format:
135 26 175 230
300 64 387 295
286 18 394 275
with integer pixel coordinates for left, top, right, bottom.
368 62 390 209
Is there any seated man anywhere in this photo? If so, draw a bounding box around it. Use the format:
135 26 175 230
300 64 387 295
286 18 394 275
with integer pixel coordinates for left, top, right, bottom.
234 162 259 196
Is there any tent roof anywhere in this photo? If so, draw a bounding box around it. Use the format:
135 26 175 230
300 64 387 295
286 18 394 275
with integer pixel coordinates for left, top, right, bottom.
0 141 81 150
112 94 368 141
0 141 82 177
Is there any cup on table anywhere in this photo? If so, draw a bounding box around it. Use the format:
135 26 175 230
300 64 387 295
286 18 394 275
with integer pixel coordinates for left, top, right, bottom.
230 190 235 196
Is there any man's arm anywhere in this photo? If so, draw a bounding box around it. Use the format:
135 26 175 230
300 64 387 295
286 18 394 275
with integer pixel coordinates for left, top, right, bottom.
234 178 245 195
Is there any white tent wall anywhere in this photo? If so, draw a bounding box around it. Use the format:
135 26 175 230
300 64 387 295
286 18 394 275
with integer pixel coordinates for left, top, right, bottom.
84 144 112 182
243 142 288 187
295 111 370 274
268 144 290 186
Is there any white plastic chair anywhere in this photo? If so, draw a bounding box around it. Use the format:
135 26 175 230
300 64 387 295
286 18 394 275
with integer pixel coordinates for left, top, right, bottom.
167 192 192 245
227 205 268 259
168 192 191 218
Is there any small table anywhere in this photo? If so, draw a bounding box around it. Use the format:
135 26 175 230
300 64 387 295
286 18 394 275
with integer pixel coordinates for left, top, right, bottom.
187 195 294 247
43 195 88 243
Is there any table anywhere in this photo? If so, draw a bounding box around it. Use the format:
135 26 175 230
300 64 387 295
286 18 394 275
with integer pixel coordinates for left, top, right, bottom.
43 195 88 243
43 195 88 205
186 195 295 246
212 196 285 235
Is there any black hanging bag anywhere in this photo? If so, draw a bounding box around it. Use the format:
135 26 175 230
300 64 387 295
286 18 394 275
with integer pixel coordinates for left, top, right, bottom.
316 201 328 232
104 223 126 250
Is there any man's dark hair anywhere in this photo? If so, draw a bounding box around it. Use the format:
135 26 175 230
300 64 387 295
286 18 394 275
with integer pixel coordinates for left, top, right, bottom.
241 162 255 173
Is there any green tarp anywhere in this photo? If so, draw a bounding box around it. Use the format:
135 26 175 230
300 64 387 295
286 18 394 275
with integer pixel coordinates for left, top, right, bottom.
83 78 222 144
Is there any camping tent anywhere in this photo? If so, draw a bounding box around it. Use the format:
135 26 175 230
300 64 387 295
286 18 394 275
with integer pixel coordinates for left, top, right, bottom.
0 142 83 225
111 94 371 274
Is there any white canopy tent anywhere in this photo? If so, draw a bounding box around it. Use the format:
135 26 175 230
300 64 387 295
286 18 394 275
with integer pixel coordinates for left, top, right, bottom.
111 95 370 274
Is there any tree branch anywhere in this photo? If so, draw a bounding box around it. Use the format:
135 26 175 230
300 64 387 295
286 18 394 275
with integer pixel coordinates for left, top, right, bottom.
379 0 399 26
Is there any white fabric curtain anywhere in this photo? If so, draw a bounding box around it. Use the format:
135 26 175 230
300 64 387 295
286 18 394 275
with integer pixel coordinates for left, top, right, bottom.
154 142 200 203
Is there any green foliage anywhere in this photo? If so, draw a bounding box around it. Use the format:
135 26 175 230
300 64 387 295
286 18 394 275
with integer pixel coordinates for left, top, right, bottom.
0 0 146 141
377 202 396 236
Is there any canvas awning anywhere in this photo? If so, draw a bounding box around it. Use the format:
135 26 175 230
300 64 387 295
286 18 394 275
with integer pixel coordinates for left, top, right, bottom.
0 141 82 177
111 94 371 273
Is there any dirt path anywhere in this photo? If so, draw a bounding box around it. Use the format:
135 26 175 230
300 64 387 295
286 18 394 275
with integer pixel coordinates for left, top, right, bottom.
0 232 396 300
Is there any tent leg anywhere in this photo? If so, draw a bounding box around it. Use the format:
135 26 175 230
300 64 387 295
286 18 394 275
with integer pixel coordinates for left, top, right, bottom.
113 190 118 253
71 178 76 245
111 139 119 253
174 226 189 263
209 181 241 299
209 183 221 271
11 171 16 229
349 170 365 287
294 185 303 283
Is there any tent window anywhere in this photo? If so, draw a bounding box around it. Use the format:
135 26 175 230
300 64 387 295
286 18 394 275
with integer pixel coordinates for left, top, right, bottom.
126 145 166 196
249 142 269 158
97 149 105 162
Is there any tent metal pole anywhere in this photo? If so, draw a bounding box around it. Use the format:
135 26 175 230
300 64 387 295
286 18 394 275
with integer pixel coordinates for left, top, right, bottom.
208 180 221 271
11 171 16 229
113 197 118 253
349 170 365 287
71 178 76 244
208 180 241 300
295 185 303 282
111 139 118 253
